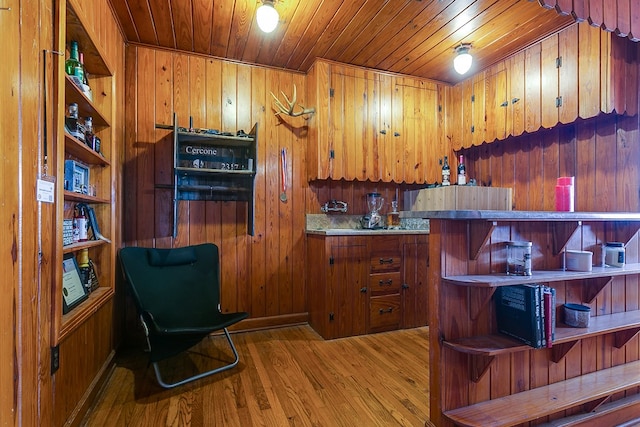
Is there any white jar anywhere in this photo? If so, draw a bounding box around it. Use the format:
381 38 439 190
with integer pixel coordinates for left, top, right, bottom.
604 242 625 267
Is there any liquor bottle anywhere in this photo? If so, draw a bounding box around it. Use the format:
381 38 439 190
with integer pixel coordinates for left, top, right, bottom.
457 154 466 185
65 41 84 86
441 156 451 186
78 53 92 100
84 116 94 149
66 103 85 142
76 205 88 242
65 41 81 76
386 200 401 230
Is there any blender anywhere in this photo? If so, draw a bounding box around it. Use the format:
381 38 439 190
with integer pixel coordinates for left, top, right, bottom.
360 192 384 229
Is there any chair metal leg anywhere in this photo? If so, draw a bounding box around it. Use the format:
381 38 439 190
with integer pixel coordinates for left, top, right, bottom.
152 328 241 389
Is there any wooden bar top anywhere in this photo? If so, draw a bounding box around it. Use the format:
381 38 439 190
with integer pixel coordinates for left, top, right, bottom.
402 210 640 221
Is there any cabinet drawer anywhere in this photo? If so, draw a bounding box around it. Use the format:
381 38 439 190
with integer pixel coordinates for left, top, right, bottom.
369 294 401 332
369 252 402 273
369 272 401 295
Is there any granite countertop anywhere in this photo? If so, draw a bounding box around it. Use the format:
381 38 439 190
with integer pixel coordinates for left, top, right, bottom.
306 214 429 235
306 228 429 236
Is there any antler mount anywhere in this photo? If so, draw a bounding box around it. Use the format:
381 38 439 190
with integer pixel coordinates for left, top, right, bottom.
270 84 315 118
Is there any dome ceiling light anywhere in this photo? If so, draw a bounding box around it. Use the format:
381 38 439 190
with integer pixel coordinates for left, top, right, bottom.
256 0 279 33
453 43 473 75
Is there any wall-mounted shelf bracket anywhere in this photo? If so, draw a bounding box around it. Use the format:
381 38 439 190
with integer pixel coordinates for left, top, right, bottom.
469 354 494 383
583 276 612 303
552 220 581 255
468 220 497 260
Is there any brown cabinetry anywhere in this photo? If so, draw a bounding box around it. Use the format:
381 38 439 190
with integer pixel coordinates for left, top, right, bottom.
447 23 637 149
306 59 442 184
307 233 428 340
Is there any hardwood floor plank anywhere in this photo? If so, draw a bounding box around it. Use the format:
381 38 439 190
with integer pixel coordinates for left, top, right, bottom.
82 325 430 426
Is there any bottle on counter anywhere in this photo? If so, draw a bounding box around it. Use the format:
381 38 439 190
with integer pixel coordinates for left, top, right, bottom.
457 154 466 185
441 156 450 186
387 200 401 230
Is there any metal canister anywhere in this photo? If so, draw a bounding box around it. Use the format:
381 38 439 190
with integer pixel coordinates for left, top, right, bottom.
506 241 532 276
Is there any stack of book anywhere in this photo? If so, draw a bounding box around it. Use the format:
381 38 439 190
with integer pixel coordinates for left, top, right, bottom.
495 284 556 349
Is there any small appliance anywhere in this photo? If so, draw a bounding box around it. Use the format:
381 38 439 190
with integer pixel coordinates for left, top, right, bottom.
360 192 384 229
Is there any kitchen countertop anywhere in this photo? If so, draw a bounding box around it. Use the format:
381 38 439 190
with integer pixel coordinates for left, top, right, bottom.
306 228 429 236
306 213 429 235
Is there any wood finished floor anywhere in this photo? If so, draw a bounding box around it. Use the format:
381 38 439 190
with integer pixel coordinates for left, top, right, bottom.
82 325 430 426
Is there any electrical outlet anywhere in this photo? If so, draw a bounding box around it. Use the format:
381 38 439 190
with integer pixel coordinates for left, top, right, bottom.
51 345 60 374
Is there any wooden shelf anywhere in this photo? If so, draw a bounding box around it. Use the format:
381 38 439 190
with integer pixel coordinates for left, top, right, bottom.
176 167 255 176
59 286 114 341
443 263 640 287
63 190 110 204
65 3 112 76
65 132 109 166
444 310 640 382
444 360 640 427
62 239 108 254
65 75 110 127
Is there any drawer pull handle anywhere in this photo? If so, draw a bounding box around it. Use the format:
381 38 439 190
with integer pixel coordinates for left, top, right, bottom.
360 287 368 293
378 279 393 286
379 258 394 264
379 307 393 314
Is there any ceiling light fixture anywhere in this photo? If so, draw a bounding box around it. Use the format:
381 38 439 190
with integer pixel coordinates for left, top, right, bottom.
256 0 279 33
453 43 473 75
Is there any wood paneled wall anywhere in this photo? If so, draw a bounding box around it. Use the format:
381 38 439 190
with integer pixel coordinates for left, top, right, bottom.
124 46 309 325
460 113 640 213
2 2 54 425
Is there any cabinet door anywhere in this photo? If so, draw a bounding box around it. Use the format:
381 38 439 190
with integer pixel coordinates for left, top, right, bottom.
397 78 439 184
541 34 559 129
328 240 368 339
509 51 526 137
558 25 579 124
402 237 429 329
525 42 542 134
485 65 508 143
472 72 486 147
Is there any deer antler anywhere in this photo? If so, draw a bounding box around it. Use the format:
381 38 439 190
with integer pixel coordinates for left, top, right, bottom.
270 84 315 117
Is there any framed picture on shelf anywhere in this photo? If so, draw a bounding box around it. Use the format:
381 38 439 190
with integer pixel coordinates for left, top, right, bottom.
64 160 90 194
61 253 89 314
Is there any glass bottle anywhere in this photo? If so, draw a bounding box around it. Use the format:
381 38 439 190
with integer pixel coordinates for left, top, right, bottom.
457 154 466 185
386 200 401 229
441 156 450 186
66 103 85 142
84 116 94 148
65 41 81 77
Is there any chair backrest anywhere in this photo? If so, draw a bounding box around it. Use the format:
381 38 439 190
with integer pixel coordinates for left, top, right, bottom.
119 243 221 328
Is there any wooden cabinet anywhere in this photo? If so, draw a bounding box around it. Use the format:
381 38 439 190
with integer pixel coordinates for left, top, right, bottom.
306 233 428 339
156 114 257 236
447 23 638 149
307 235 368 340
306 59 442 184
424 210 640 426
55 1 115 344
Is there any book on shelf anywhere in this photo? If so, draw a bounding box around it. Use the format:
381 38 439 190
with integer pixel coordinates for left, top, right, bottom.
495 284 544 349
79 203 111 243
543 286 556 348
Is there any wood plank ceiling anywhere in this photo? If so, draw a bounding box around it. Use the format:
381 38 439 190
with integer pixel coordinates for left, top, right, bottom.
109 0 576 84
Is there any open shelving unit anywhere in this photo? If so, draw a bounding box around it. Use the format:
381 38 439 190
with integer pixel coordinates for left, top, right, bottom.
53 0 115 344
421 210 640 426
